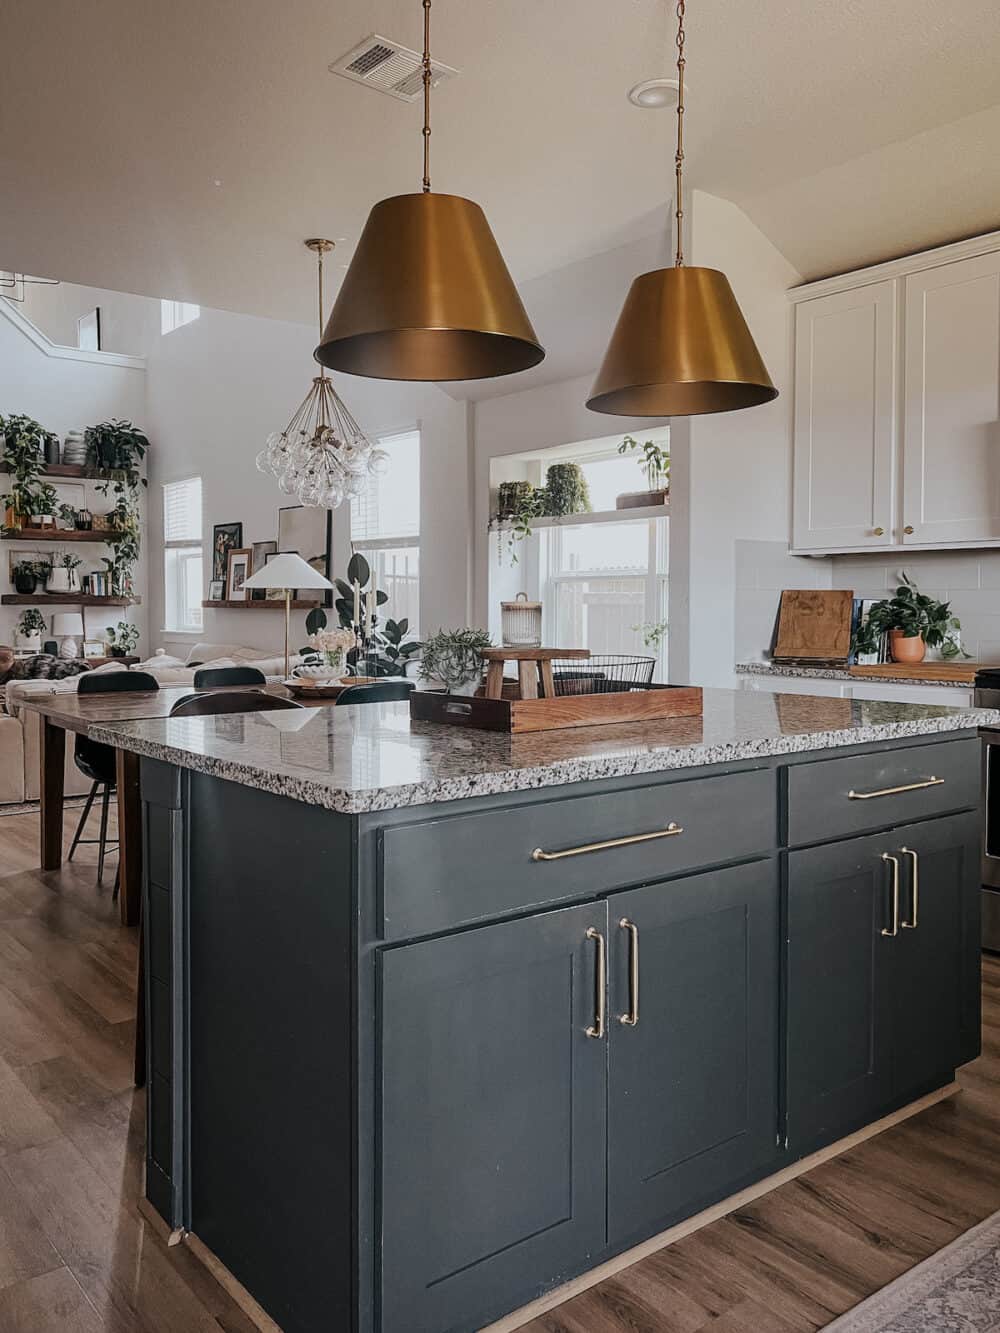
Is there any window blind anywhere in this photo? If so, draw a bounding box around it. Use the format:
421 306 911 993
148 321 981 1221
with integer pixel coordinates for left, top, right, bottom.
163 477 202 543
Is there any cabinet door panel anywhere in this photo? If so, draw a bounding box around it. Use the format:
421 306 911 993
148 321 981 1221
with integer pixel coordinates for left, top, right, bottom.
903 253 1000 544
379 903 607 1333
787 833 894 1149
792 282 897 550
608 861 779 1246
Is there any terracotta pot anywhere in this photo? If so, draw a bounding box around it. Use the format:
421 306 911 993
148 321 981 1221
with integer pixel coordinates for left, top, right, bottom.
889 630 926 664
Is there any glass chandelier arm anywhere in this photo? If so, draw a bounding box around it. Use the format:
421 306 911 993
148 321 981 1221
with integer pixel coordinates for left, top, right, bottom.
422 0 432 192
674 0 686 267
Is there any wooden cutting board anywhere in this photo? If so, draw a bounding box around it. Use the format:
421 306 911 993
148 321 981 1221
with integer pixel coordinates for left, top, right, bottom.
773 590 854 663
849 661 982 683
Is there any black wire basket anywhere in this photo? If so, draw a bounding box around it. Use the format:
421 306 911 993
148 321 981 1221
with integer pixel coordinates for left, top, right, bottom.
551 655 656 696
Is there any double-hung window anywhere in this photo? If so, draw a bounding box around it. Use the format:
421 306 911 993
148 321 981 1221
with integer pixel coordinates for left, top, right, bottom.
162 477 204 633
350 430 420 632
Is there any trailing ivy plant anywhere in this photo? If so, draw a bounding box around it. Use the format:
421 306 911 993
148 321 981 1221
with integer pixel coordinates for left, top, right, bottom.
853 573 969 659
0 413 58 524
493 485 549 565
86 419 148 596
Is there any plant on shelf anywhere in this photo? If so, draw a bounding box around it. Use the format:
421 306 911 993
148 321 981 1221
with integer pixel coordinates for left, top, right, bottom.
46 551 83 594
853 574 969 663
12 559 42 594
305 553 423 677
496 480 534 520
617 435 670 503
492 484 548 565
420 627 492 695
84 418 149 479
544 462 591 518
14 607 47 652
84 420 147 596
0 413 58 529
105 621 140 657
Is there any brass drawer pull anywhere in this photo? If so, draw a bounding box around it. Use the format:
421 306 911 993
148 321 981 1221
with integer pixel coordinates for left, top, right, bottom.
847 777 943 801
881 852 900 937
585 928 606 1040
532 822 683 862
901 847 919 928
619 918 639 1027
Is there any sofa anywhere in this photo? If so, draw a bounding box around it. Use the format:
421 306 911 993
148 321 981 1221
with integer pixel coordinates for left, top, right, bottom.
0 642 302 805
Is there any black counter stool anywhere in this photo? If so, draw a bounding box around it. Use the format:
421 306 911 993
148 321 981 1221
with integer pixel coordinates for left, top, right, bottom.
169 690 304 717
192 665 266 688
68 671 160 891
335 680 414 706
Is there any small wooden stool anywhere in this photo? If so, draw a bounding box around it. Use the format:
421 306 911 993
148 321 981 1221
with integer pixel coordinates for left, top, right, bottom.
481 648 590 701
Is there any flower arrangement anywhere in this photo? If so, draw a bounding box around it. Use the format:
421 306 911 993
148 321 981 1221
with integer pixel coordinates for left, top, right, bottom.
306 626 357 673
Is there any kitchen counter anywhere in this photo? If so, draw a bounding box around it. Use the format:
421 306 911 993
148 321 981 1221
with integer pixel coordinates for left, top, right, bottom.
737 660 976 687
89 687 1000 814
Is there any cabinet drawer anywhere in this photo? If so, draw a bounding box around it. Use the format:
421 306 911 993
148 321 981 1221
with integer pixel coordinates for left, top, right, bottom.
379 767 776 939
786 738 979 847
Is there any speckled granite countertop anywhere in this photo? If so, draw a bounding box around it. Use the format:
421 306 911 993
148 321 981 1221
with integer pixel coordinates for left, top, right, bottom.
736 662 976 687
88 689 1000 815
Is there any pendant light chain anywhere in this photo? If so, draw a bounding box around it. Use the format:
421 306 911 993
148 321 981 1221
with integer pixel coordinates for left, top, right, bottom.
422 0 432 192
674 0 686 267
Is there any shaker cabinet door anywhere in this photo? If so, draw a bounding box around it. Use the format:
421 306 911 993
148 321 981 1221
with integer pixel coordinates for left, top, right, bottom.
379 903 608 1333
792 282 897 551
607 860 779 1248
903 251 1000 545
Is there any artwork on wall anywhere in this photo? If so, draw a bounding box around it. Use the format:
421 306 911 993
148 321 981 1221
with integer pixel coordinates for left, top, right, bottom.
226 548 252 602
277 505 332 604
250 540 278 601
77 308 101 352
208 579 225 601
212 522 243 589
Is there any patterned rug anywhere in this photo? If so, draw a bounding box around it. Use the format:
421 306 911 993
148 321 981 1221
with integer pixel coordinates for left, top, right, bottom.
827 1210 1000 1331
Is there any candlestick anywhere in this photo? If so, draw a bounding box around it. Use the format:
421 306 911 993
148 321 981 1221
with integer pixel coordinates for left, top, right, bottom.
353 579 361 625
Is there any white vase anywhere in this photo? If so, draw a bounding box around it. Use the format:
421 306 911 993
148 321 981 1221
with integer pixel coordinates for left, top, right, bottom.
46 568 71 594
59 636 80 660
14 633 41 654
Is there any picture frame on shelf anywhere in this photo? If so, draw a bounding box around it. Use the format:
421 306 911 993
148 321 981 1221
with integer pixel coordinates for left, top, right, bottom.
82 640 105 659
250 540 277 600
226 548 252 602
277 505 332 605
212 521 243 584
264 550 284 600
208 579 225 601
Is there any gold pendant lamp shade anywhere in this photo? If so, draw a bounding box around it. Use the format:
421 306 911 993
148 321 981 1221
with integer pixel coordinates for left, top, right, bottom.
315 1 543 383
587 0 776 418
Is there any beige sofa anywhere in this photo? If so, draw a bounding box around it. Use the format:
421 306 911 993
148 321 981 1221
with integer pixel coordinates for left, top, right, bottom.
0 642 301 805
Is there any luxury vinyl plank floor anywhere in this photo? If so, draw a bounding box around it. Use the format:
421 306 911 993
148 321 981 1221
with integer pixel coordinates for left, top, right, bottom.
0 806 998 1332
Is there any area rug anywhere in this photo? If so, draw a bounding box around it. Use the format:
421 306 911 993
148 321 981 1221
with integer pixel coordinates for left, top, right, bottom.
826 1210 1000 1331
0 796 89 818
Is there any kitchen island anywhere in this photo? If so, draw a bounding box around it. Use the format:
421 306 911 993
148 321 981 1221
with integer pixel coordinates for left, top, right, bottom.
92 689 1000 1333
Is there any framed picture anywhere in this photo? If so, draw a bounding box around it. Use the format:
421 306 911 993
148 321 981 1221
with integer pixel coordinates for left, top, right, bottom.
208 579 225 601
264 549 284 600
250 539 277 601
77 308 101 352
277 505 332 604
82 640 105 659
226 548 252 602
213 522 243 586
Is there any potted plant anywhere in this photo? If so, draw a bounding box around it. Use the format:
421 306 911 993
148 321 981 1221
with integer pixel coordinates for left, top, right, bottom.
300 626 357 680
852 574 969 664
46 552 83 594
309 553 423 678
105 621 140 658
544 462 591 518
84 419 149 476
491 485 549 566
14 608 47 654
496 480 534 521
12 559 39 594
420 627 492 695
0 413 57 530
616 435 670 509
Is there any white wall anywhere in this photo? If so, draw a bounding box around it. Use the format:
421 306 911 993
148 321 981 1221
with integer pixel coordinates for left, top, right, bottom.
145 306 471 656
17 281 161 357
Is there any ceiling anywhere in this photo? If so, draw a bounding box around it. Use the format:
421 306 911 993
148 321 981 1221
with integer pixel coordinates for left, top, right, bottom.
3 0 1000 371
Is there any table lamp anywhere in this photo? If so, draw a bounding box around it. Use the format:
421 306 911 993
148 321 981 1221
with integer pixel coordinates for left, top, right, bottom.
52 612 84 660
243 552 333 679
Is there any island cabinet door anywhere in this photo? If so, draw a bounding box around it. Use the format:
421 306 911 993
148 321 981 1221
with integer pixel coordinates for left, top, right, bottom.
786 832 895 1150
378 902 609 1333
607 860 779 1249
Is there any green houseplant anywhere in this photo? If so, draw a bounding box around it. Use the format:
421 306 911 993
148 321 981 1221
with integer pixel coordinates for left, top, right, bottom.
305 552 423 678
0 413 58 529
85 419 147 596
105 621 140 657
12 559 40 594
421 627 492 694
84 419 149 478
46 552 83 594
853 574 968 663
544 462 591 518
617 435 670 508
14 607 47 653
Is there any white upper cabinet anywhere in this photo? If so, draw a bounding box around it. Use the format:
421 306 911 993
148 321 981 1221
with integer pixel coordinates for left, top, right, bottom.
791 232 1000 553
792 282 897 551
903 251 1000 545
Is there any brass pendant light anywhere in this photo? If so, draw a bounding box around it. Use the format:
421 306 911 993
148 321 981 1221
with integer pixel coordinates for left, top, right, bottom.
315 1 544 382
587 0 776 417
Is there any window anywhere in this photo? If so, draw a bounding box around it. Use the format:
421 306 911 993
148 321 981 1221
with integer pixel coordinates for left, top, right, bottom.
160 300 200 334
351 430 420 632
163 477 204 633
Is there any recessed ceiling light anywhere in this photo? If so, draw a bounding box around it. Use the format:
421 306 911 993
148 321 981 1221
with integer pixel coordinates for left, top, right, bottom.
628 77 680 109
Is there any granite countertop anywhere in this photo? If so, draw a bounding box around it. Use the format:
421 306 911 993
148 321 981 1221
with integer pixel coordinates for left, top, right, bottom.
88 688 1000 815
736 661 976 687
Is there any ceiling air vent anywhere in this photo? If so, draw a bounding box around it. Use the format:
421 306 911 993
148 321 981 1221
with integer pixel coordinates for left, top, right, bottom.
329 33 458 103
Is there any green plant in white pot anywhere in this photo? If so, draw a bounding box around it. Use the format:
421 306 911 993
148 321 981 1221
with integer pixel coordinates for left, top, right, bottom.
420 627 492 695
14 608 47 654
46 552 82 594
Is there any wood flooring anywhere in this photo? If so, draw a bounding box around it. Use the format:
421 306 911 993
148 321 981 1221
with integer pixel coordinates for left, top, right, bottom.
0 804 997 1332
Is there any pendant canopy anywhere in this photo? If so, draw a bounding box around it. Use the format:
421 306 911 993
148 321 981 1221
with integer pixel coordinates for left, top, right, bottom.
586 266 777 416
314 192 544 381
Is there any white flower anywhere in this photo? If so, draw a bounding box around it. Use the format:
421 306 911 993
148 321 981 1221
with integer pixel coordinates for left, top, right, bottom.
307 627 356 655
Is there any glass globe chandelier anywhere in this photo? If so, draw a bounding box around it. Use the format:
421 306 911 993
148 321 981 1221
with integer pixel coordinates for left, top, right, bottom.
257 239 388 508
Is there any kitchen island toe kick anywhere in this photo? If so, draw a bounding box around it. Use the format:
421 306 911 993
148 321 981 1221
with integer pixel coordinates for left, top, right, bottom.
92 689 996 1333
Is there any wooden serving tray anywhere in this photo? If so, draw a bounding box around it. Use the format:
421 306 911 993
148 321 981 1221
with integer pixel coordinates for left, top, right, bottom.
410 684 703 735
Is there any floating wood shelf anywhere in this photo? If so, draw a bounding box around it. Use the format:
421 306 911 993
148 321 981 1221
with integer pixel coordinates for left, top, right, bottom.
202 599 323 611
3 529 113 542
0 463 116 480
1 594 140 607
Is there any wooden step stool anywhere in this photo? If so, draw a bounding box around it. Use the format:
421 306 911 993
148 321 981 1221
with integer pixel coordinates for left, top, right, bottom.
481 648 590 701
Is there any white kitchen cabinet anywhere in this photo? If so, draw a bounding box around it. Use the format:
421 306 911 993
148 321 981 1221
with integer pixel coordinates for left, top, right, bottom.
740 673 973 709
792 282 897 552
902 251 1000 545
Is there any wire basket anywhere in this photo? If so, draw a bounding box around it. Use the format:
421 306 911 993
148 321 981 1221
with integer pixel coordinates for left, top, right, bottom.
551 655 656 696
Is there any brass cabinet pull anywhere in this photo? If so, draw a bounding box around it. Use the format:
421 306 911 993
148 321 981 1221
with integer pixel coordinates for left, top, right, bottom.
873 526 885 536
585 928 606 1040
881 852 900 937
532 822 683 862
900 847 919 928
619 919 639 1027
847 777 943 801
904 525 915 535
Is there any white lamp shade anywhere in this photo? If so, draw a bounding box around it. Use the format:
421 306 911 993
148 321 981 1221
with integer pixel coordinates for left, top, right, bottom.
52 613 84 636
243 552 333 591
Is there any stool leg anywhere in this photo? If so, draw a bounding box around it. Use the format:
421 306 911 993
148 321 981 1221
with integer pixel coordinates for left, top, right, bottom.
96 784 111 885
485 661 505 700
517 660 538 700
540 661 556 698
68 782 99 861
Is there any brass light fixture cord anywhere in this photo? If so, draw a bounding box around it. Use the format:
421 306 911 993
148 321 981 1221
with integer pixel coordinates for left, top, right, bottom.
422 0 433 192
674 0 686 267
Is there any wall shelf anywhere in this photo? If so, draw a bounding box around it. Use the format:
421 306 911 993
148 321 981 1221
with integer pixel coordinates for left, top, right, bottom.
3 529 113 543
0 462 117 480
202 599 323 611
1 594 140 607
489 503 670 532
